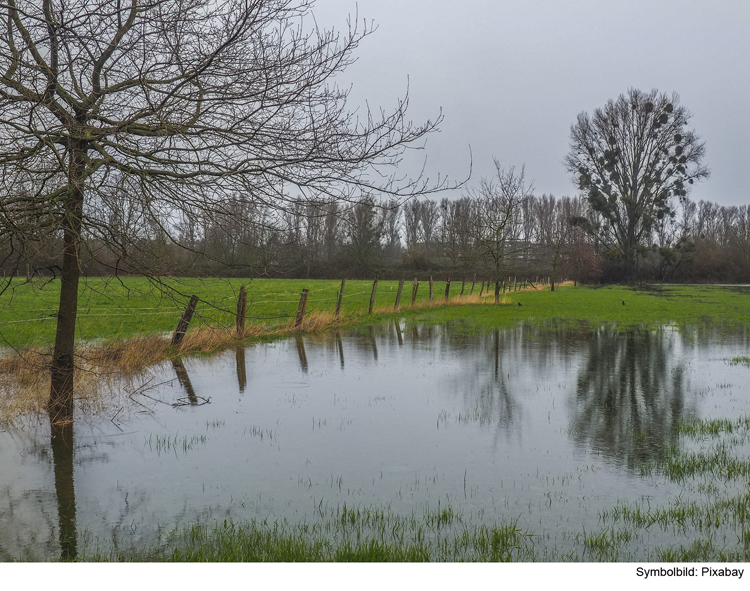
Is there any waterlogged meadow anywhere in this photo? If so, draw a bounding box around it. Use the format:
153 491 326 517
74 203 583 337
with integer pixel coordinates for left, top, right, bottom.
2 320 750 561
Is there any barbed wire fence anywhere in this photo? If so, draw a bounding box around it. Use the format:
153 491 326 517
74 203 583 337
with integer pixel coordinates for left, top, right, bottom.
0 275 558 349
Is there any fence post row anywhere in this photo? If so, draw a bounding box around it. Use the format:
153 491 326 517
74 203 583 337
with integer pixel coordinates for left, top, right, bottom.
411 278 419 305
236 285 247 337
295 289 309 327
394 278 404 309
369 279 378 314
335 278 345 317
172 295 199 348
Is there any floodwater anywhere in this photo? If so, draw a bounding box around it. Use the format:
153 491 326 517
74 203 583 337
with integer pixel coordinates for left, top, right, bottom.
2 322 750 560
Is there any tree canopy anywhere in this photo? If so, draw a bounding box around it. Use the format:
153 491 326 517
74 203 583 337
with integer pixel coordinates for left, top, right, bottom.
564 88 709 272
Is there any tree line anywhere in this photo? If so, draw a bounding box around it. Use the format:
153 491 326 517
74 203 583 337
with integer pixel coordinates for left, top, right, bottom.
6 167 749 285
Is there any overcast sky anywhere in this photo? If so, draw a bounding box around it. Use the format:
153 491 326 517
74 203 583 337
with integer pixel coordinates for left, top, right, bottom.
312 0 750 206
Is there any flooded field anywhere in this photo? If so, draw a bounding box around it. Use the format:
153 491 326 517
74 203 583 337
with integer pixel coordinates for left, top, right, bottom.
2 322 750 560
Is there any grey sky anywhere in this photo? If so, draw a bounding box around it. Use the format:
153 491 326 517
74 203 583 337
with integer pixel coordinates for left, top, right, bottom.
313 0 750 206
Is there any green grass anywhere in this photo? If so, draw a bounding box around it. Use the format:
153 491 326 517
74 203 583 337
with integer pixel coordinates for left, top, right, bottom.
2 279 750 350
79 508 539 562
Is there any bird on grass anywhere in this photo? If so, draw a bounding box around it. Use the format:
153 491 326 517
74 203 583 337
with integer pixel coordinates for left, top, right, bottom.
518 302 523 307
622 301 626 305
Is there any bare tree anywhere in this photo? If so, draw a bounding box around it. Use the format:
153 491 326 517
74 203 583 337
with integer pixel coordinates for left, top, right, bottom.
440 196 476 273
403 199 421 252
533 195 581 291
417 199 441 253
341 196 384 274
0 0 447 418
468 161 533 281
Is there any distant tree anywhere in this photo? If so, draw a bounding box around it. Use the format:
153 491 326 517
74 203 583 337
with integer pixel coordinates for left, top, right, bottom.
381 199 402 264
564 89 709 276
533 195 581 291
467 161 533 281
440 197 476 273
0 0 446 419
342 197 384 274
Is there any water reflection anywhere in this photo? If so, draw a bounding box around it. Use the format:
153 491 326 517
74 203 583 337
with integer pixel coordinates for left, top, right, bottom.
394 320 404 347
572 327 683 468
368 326 378 361
4 322 749 560
171 357 198 404
335 331 345 369
235 347 247 393
49 411 77 561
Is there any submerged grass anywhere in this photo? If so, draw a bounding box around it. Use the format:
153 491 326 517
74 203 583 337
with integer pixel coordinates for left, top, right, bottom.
73 411 750 564
599 413 750 562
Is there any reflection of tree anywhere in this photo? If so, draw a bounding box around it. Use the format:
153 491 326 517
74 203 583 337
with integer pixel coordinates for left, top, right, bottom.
49 411 77 560
439 328 523 434
572 327 684 469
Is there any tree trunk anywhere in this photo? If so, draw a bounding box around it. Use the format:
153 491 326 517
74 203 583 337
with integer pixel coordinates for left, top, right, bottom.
49 149 85 421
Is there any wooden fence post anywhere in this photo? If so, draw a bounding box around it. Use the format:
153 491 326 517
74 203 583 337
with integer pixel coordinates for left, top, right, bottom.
172 295 199 348
411 278 419 306
394 278 404 309
445 278 451 300
236 285 247 337
369 279 378 314
460 279 465 296
494 280 501 304
479 281 485 297
335 279 345 317
470 274 476 295
295 289 309 327
429 276 434 301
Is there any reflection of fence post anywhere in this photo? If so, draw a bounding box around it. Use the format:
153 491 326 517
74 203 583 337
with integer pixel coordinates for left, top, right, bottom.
235 348 247 393
411 278 419 306
369 279 378 314
295 336 308 372
335 279 345 318
295 289 309 327
172 295 199 348
394 278 404 309
494 280 501 304
236 285 247 337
